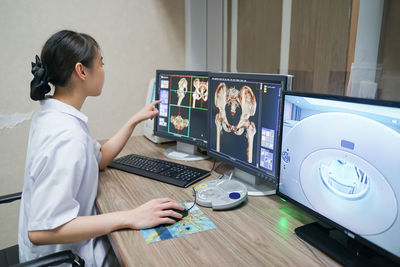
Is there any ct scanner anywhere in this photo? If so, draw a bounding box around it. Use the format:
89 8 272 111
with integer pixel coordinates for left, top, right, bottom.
280 111 400 236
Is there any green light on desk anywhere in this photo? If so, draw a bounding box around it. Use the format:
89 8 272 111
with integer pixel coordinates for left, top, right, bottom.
280 206 311 222
280 198 287 202
280 206 296 217
276 217 289 237
278 217 288 228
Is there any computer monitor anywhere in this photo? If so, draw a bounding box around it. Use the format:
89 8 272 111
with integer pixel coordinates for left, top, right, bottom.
208 72 293 196
278 92 400 265
154 70 210 161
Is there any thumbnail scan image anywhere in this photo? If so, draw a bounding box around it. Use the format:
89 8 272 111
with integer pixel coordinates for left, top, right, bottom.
214 82 258 163
192 78 208 108
169 76 209 109
176 78 188 106
169 105 190 136
170 76 191 107
170 114 189 131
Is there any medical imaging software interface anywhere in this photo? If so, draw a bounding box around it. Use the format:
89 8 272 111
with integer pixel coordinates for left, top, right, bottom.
279 95 400 258
157 73 209 145
210 77 282 177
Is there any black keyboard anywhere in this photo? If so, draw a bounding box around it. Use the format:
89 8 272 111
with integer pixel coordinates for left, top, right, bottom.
108 154 210 188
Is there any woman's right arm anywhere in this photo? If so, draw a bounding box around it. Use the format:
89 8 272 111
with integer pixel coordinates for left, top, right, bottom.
98 100 162 171
28 198 184 245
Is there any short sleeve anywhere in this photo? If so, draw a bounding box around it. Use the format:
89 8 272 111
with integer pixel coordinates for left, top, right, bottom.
28 136 88 231
93 139 102 164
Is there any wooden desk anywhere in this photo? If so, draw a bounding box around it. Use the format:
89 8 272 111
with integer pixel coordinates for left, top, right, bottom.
96 136 338 267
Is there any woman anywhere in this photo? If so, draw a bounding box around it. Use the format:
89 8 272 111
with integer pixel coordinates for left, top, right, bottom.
19 30 184 266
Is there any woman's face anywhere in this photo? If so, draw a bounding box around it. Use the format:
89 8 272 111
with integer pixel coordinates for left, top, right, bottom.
85 50 105 96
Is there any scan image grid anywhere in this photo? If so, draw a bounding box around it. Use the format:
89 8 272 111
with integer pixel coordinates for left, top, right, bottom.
167 75 209 137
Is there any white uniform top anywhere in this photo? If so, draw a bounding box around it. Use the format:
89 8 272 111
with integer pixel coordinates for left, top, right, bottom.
18 98 109 266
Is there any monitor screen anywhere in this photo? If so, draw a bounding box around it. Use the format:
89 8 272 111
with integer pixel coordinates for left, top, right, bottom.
208 72 292 190
278 92 400 262
154 70 209 148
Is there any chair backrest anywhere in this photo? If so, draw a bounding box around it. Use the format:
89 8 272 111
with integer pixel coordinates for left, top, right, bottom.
0 192 85 266
0 192 22 204
0 192 22 265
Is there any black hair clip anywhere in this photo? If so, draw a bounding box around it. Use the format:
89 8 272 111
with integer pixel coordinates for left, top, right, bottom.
30 55 51 101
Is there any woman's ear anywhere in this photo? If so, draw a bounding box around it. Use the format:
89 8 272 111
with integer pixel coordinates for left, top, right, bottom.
74 62 86 80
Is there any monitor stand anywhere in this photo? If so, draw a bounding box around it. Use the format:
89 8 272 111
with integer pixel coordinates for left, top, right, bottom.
223 168 276 196
295 221 398 266
164 141 209 161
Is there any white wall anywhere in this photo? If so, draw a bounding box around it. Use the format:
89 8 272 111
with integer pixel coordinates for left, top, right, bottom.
0 0 185 249
185 0 207 70
185 0 225 72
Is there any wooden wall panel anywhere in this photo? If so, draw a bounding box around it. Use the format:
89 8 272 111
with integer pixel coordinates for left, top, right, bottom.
345 0 360 94
236 0 282 74
226 0 232 72
288 0 352 94
377 0 400 101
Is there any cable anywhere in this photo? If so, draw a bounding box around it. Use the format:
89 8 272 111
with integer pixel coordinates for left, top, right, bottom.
189 159 221 211
213 161 224 172
186 187 197 211
209 158 217 172
217 174 225 179
296 235 334 267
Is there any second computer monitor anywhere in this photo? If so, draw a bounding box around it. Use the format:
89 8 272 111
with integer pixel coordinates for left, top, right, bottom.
154 70 209 160
208 72 292 195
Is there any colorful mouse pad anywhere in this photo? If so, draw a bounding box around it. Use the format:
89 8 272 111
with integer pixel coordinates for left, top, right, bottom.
141 201 217 244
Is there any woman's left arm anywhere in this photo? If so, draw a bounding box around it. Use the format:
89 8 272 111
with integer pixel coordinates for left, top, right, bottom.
98 100 161 170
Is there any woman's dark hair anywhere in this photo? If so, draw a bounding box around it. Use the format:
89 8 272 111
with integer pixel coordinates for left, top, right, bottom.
30 30 100 101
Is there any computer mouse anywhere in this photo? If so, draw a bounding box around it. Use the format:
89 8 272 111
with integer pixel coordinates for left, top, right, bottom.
168 208 189 221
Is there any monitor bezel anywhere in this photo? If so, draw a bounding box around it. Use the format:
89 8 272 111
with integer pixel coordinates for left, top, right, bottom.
276 91 400 264
153 69 210 148
207 71 291 183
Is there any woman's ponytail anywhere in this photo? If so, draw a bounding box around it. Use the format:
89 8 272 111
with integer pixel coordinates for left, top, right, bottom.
30 55 51 101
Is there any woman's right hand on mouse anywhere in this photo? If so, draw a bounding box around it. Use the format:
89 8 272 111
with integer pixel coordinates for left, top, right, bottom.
122 197 185 229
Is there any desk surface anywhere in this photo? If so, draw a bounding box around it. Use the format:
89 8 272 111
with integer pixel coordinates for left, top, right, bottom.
96 136 338 267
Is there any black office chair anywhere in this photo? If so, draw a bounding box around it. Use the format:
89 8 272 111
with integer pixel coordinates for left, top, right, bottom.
0 192 85 267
